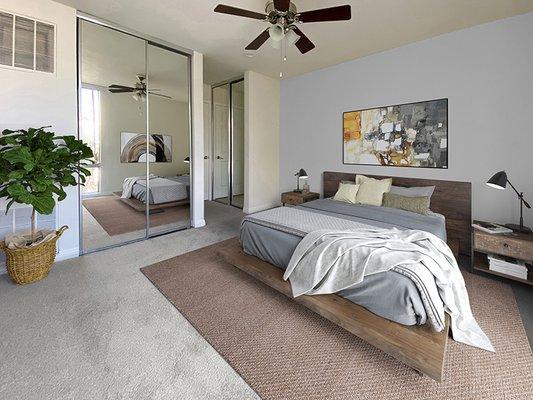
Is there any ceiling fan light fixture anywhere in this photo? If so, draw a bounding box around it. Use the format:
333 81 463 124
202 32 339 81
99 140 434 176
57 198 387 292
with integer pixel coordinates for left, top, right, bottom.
268 23 285 41
285 28 299 45
269 37 281 49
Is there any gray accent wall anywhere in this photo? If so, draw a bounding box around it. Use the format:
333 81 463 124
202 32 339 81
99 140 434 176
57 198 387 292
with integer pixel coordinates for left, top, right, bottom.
280 12 533 227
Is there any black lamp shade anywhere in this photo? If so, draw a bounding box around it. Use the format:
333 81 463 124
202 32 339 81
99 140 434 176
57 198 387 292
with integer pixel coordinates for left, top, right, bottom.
183 156 190 163
297 168 308 179
486 171 507 190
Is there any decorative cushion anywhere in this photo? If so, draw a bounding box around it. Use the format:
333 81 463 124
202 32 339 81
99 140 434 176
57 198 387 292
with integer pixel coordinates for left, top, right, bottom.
382 192 431 215
390 185 435 199
355 175 392 206
332 182 360 204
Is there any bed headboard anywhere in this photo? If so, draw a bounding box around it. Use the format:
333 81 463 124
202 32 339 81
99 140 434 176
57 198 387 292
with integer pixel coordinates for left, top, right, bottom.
323 171 472 256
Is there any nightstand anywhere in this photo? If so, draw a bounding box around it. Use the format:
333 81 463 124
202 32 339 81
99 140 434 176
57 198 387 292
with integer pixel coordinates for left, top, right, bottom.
281 191 319 206
472 220 533 286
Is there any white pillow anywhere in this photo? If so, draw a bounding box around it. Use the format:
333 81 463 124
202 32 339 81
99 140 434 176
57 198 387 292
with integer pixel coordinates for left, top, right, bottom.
355 175 392 206
333 182 360 204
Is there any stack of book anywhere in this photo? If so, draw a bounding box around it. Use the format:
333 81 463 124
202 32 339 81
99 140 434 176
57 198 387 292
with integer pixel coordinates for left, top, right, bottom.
487 255 528 280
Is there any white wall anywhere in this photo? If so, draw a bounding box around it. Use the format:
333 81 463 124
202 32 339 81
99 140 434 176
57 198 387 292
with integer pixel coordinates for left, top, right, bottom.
95 91 189 194
190 51 205 227
280 12 533 227
244 71 280 214
0 0 79 260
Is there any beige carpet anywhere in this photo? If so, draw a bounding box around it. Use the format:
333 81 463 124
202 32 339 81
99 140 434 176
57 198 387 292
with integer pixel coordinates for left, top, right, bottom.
140 239 533 399
83 196 189 236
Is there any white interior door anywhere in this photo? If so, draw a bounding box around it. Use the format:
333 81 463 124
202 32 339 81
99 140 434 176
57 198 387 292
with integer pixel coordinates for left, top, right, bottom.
203 100 211 200
213 102 229 200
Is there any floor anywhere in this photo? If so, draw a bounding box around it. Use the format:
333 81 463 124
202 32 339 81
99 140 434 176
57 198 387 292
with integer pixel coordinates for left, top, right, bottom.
82 196 189 252
0 201 531 400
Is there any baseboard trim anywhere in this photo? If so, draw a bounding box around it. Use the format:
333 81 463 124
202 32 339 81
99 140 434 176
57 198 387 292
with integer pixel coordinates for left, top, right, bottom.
56 247 80 261
243 202 280 214
0 247 79 275
192 218 206 228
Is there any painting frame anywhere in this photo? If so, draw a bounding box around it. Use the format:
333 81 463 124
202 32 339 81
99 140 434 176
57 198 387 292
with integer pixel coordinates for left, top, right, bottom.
342 98 448 169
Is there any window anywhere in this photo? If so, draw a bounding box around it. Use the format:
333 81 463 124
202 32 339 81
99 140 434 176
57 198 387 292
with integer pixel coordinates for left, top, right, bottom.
80 87 101 195
0 10 55 73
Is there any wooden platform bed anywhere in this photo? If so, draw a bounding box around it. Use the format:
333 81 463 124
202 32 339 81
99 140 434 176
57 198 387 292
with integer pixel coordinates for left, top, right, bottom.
219 171 472 382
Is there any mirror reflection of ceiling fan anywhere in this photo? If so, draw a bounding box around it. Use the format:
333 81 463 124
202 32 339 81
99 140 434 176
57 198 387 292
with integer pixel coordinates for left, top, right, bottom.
107 75 172 101
214 1 352 54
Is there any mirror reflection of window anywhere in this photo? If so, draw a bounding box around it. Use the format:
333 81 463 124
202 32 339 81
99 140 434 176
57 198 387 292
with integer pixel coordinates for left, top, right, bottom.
80 87 101 195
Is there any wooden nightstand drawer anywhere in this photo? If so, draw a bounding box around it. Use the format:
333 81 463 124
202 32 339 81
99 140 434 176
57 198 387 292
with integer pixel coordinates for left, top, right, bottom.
474 231 533 261
281 191 320 206
283 194 303 205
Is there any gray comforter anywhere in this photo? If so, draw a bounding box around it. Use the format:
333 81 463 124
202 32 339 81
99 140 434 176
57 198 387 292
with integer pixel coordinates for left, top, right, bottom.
132 176 190 204
240 199 448 327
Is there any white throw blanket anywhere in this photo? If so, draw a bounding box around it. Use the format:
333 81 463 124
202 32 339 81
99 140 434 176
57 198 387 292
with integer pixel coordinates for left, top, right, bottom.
284 228 495 352
121 174 157 199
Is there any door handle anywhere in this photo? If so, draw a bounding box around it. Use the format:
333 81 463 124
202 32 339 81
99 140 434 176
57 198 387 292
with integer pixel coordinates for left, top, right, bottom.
204 155 209 160
216 156 223 159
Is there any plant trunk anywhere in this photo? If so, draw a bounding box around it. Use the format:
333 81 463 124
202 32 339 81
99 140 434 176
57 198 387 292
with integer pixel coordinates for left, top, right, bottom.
31 208 36 241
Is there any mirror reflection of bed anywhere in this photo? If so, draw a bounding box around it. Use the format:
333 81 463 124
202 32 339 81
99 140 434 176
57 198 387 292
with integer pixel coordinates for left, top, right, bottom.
79 20 191 252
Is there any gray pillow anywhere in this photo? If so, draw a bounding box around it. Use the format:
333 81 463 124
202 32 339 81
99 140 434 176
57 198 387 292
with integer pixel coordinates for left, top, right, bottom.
389 185 435 198
382 192 431 215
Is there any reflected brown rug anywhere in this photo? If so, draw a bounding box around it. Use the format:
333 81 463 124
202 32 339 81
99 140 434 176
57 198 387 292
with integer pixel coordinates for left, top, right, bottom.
141 238 533 400
83 196 189 236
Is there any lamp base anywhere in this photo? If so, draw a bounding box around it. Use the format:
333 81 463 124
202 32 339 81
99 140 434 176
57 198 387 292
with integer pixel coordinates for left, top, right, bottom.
505 223 532 234
293 189 303 193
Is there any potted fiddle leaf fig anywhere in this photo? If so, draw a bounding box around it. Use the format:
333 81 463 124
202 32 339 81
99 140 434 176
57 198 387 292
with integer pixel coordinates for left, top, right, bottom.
0 126 94 284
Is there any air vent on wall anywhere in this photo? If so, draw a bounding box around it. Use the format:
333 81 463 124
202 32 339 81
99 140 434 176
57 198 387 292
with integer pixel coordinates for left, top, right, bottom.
0 10 55 73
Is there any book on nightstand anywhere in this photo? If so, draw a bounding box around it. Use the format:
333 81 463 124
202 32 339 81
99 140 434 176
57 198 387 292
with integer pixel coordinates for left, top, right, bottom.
472 221 513 234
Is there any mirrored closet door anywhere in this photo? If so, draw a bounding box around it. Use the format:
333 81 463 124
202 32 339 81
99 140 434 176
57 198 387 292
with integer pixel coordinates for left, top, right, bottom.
212 78 244 208
146 43 190 236
78 18 191 253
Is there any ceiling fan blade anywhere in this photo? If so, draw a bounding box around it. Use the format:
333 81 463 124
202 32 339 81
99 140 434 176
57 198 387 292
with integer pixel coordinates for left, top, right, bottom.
109 88 135 93
274 0 291 12
214 4 266 20
245 29 270 51
148 92 172 99
109 84 135 90
292 27 315 54
298 5 351 23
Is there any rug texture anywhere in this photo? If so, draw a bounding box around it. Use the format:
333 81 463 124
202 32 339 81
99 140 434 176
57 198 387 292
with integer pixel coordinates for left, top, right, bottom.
141 238 533 400
83 196 189 236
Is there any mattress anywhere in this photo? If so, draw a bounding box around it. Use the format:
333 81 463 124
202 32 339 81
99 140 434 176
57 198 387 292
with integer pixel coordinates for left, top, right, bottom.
131 176 190 204
240 199 447 327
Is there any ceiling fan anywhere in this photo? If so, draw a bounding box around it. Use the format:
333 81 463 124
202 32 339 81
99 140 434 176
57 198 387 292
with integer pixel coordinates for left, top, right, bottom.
108 75 172 101
214 1 351 54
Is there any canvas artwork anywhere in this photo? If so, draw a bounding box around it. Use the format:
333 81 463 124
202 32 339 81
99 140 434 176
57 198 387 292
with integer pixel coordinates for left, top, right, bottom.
120 132 172 163
343 99 448 168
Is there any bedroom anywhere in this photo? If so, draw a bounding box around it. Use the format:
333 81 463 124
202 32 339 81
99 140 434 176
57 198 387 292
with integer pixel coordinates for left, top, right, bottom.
0 1 531 399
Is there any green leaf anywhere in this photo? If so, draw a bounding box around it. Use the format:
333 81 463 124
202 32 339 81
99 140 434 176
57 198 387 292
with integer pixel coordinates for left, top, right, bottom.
3 147 32 165
8 170 26 180
32 194 55 215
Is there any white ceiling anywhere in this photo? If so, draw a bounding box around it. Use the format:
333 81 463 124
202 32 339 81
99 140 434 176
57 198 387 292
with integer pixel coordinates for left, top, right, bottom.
80 20 189 101
59 0 533 84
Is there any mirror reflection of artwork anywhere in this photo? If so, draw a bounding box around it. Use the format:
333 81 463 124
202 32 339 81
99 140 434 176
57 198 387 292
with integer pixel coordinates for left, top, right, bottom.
343 98 448 168
120 132 172 163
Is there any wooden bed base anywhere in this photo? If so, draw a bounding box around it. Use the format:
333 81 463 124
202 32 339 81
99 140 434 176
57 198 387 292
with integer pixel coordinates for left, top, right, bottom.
218 238 450 382
112 191 189 212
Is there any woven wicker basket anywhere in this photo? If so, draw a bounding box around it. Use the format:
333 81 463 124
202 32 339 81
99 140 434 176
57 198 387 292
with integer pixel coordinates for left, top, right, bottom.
0 226 68 285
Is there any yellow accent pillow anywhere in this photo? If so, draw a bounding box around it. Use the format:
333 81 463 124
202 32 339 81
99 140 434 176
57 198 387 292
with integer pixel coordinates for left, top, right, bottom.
355 175 392 206
333 182 360 204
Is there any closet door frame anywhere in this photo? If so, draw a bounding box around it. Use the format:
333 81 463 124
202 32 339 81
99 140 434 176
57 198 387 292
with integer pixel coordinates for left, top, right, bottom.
76 12 194 254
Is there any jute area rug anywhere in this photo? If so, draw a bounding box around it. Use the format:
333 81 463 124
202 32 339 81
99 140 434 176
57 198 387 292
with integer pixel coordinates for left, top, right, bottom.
83 196 189 236
141 238 533 400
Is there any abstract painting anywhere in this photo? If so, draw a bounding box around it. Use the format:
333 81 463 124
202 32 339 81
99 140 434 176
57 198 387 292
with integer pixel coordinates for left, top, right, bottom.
343 99 448 168
120 132 172 163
